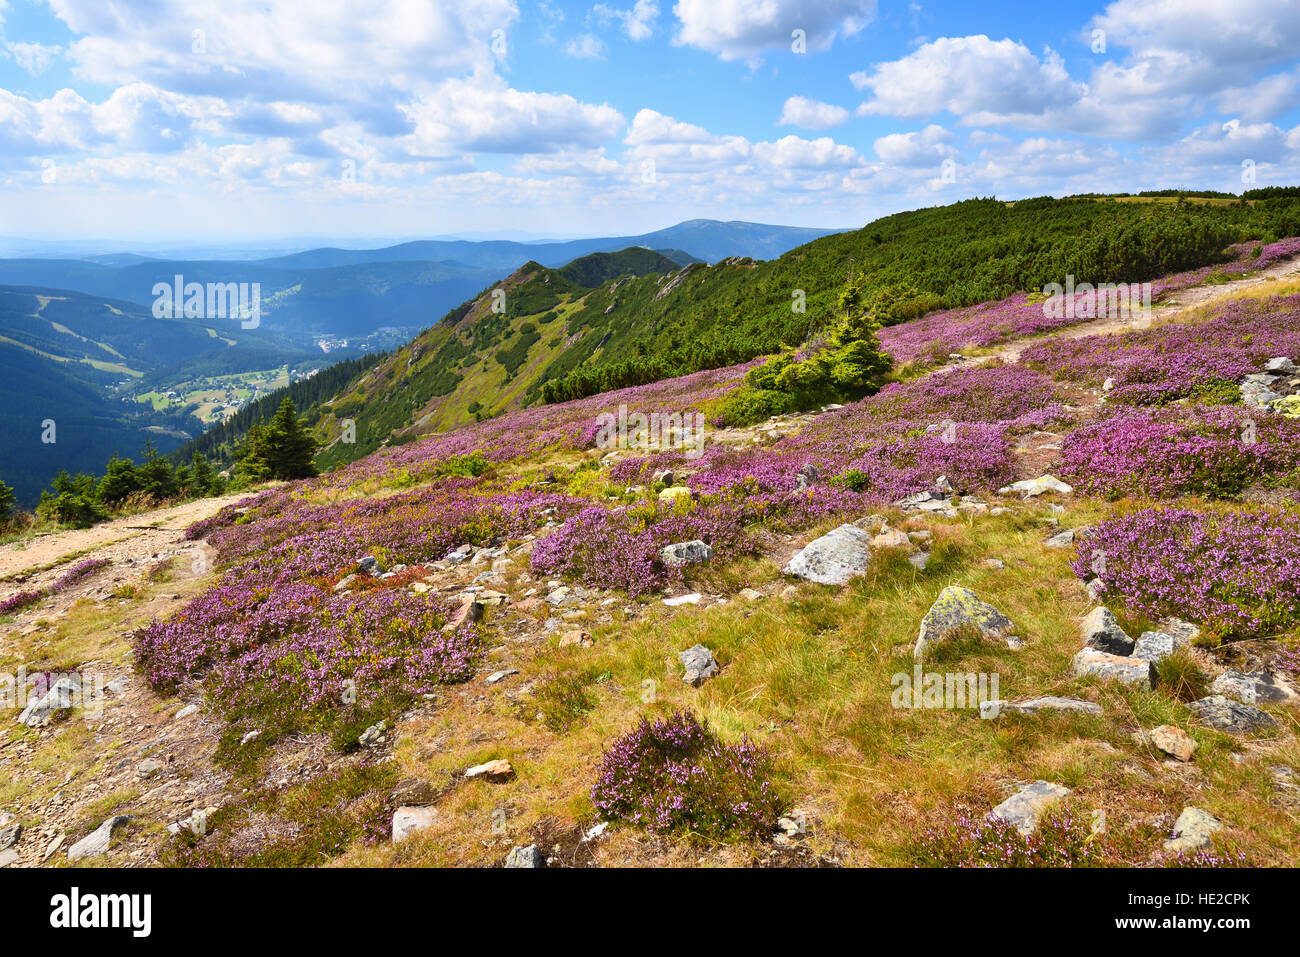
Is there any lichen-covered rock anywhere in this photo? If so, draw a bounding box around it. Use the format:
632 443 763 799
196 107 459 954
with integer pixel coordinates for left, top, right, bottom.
1189 695 1276 734
1163 807 1220 854
1146 725 1197 761
660 540 713 568
1131 630 1188 662
1072 648 1155 689
783 524 873 585
997 475 1073 498
505 844 545 868
988 780 1072 835
658 486 693 505
1210 670 1295 704
1080 607 1134 655
914 586 1016 661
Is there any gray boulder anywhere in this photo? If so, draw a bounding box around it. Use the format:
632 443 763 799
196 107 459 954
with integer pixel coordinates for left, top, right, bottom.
988 780 1072 836
17 676 80 728
783 524 873 585
914 586 1016 661
358 555 381 575
980 696 1103 719
1189 695 1276 734
1163 807 1221 855
1131 630 1187 662
660 540 714 568
678 645 719 686
1044 529 1075 548
1080 607 1134 655
68 815 130 861
1210 670 1295 704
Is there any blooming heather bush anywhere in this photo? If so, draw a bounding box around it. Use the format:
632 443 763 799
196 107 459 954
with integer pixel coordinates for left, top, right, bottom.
1060 406 1300 499
530 502 754 595
687 364 1067 504
0 590 43 615
914 808 1101 867
1149 237 1300 298
51 557 110 592
590 710 783 839
1075 507 1300 638
136 581 476 731
1023 293 1300 405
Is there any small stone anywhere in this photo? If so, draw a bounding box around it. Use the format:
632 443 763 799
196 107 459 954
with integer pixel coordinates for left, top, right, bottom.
980 696 1103 719
136 758 164 778
651 469 675 486
1072 648 1155 689
872 527 911 549
907 552 930 571
486 669 519 684
678 644 719 686
737 588 765 602
392 806 439 844
0 820 21 851
1163 807 1221 854
174 704 199 720
106 677 129 694
1189 695 1276 735
558 630 593 648
465 759 514 781
988 781 1072 836
1265 356 1296 374
1080 607 1134 656
0 849 17 868
474 590 510 608
663 593 702 607
332 574 356 592
505 844 544 868
1043 529 1075 548
239 730 261 746
17 676 80 727
980 558 1005 569
358 555 381 575
1147 725 1197 761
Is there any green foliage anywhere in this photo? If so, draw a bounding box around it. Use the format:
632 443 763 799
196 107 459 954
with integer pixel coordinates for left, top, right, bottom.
710 274 894 425
36 471 108 528
0 479 15 523
235 398 320 482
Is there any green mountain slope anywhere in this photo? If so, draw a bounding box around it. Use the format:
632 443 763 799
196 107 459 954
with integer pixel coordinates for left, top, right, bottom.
0 285 317 503
182 195 1300 473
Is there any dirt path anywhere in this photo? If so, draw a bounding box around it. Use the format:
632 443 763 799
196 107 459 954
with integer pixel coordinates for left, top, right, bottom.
993 255 1300 363
0 493 252 581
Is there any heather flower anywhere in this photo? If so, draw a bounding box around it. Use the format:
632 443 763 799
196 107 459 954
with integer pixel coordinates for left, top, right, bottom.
51 557 111 592
1075 507 1300 638
0 589 43 616
590 710 784 839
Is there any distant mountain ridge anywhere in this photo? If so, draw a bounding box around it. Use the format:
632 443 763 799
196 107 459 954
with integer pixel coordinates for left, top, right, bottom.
0 221 842 347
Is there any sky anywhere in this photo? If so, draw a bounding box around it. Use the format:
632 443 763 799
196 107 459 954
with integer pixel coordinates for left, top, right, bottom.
0 0 1298 242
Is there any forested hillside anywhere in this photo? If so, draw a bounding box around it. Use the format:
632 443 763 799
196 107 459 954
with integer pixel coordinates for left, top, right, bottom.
180 195 1300 473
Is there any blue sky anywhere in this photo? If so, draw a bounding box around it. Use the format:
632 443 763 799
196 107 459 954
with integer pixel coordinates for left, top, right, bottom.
1 0 1298 241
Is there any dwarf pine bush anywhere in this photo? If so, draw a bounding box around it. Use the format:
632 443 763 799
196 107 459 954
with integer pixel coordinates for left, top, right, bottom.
590 710 784 840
